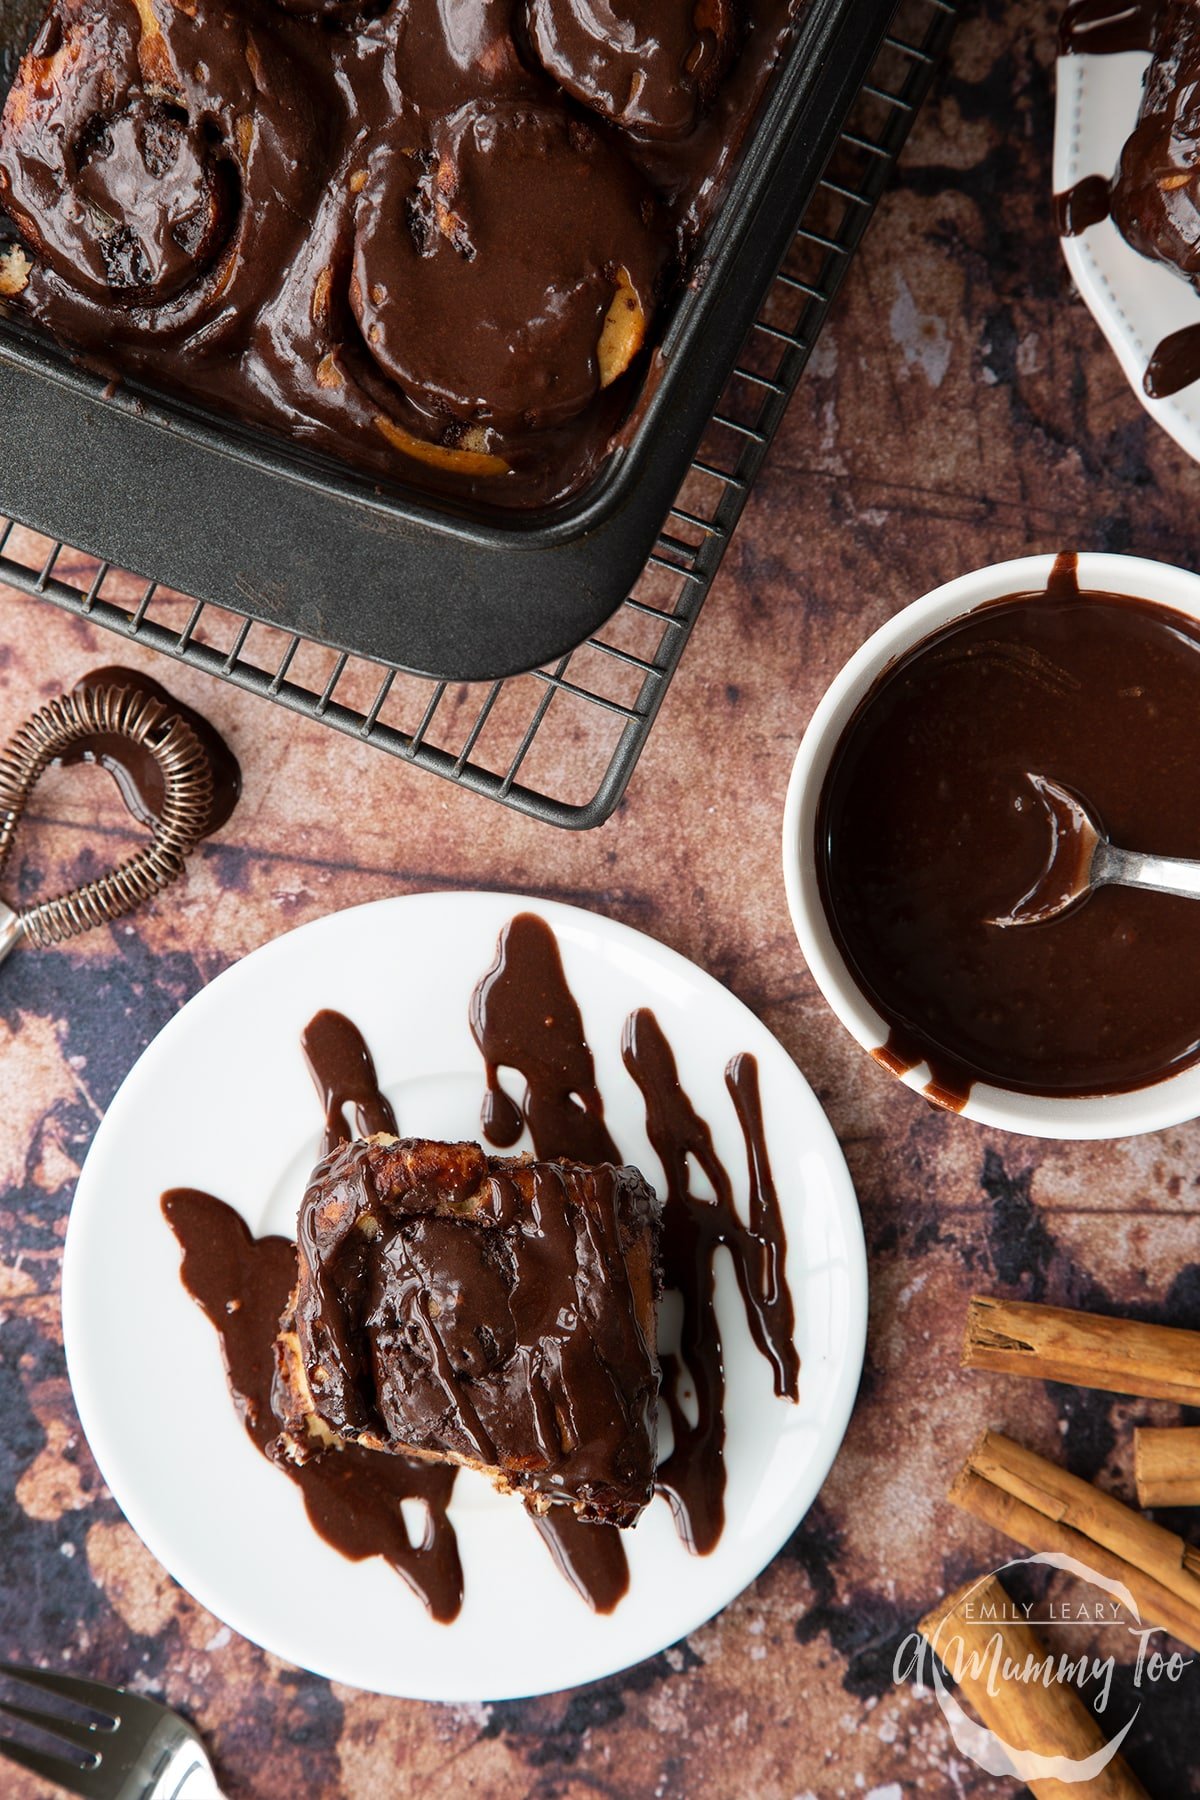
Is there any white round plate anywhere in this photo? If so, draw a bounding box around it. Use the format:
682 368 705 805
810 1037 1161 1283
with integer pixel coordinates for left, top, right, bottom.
62 892 866 1701
1055 44 1200 460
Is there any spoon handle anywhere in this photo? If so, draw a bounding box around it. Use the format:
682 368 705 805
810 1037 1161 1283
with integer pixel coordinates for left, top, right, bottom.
1096 841 1200 902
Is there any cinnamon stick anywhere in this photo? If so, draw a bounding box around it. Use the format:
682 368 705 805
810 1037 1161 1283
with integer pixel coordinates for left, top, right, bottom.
918 1574 1150 1800
949 1431 1200 1653
963 1297 1200 1406
1135 1427 1200 1509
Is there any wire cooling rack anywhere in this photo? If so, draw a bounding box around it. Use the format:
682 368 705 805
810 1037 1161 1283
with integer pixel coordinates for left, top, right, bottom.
0 0 954 830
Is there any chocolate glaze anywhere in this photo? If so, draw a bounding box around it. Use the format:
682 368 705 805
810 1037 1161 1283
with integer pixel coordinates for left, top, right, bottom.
352 100 664 433
526 0 738 142
284 1135 662 1525
1058 0 1158 57
1144 319 1200 396
161 1188 463 1620
817 577 1200 1106
1054 174 1111 236
67 665 240 836
301 1006 398 1158
621 1009 797 1552
0 0 797 509
1110 1 1200 277
1064 0 1200 393
470 909 619 1164
525 1494 631 1611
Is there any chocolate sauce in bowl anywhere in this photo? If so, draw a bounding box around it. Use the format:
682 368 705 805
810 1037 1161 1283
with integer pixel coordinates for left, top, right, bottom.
69 666 240 836
816 573 1200 1107
622 1011 798 1552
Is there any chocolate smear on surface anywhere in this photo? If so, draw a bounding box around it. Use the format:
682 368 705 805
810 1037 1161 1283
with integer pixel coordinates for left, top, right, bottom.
69 665 240 836
1058 0 1158 56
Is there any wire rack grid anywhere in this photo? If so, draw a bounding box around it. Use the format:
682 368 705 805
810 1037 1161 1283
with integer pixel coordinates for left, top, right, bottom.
0 0 955 831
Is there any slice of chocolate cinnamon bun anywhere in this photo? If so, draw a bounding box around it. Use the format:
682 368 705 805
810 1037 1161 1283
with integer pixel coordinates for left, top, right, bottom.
274 1135 662 1528
1111 0 1200 279
0 0 326 350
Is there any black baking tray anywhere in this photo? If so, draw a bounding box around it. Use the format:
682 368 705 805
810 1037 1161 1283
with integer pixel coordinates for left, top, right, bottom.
0 0 899 682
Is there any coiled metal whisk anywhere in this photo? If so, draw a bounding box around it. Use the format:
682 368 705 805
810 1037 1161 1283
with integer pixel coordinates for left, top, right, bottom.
0 682 213 963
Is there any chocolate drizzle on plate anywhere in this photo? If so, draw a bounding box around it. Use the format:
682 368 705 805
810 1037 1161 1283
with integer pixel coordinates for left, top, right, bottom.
622 1011 798 1552
1054 174 1111 237
469 911 629 1603
1059 0 1200 396
69 665 240 836
164 908 801 1621
1144 322 1200 398
470 909 619 1163
301 1007 398 1157
161 1188 463 1620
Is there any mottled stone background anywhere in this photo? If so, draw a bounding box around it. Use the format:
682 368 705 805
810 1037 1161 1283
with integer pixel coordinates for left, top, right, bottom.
1 0 1198 1794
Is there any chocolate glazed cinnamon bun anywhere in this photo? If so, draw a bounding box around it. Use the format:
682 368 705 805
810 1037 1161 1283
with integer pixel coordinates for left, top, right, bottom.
252 94 666 496
0 0 326 350
525 0 739 140
1111 0 1200 279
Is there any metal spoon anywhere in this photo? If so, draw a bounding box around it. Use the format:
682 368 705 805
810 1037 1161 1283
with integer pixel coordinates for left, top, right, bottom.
990 773 1200 927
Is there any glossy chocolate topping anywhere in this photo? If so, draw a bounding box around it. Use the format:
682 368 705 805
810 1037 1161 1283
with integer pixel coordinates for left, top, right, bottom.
1054 174 1111 238
816 561 1200 1107
1110 1 1200 275
472 910 799 1557
526 0 738 142
161 1188 464 1620
352 100 662 432
1059 0 1158 58
1061 0 1200 396
67 665 240 836
1144 319 1200 397
286 1136 662 1525
0 0 796 508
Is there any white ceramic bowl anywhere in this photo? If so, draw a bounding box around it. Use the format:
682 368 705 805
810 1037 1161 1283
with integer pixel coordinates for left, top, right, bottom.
782 552 1200 1140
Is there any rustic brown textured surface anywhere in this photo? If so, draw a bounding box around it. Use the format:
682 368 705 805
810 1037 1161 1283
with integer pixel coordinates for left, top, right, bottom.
1 0 1198 1794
